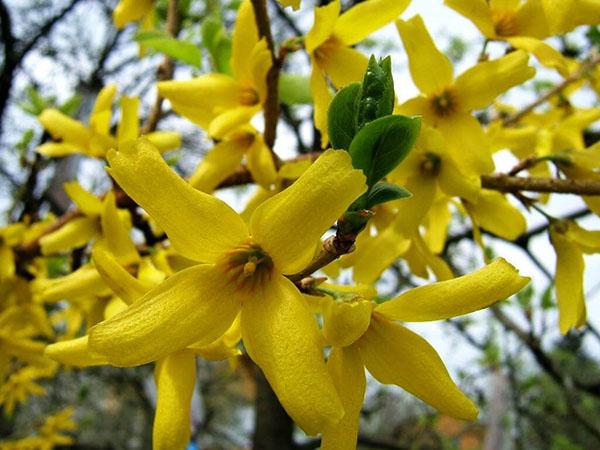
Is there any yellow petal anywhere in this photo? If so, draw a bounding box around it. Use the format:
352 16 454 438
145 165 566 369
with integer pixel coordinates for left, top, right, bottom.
38 109 90 148
90 84 117 135
359 318 478 420
424 199 452 254
39 216 99 255
411 231 454 281
309 61 332 146
566 222 600 254
464 190 526 240
153 351 196 450
99 192 139 266
444 0 496 37
45 336 107 367
35 264 108 303
392 174 437 236
322 297 373 347
117 96 139 144
438 157 481 202
249 39 273 101
0 245 15 281
232 0 259 82
113 0 153 28
189 138 246 193
146 131 181 153
396 16 454 95
246 133 277 190
158 75 242 129
376 258 529 321
305 1 340 53
321 345 366 450
436 111 494 175
107 138 249 263
240 274 344 436
37 142 82 157
92 245 149 305
208 105 260 140
191 315 242 361
250 149 366 274
352 228 410 284
63 182 103 216
334 0 410 46
320 45 369 88
88 264 240 366
508 37 569 76
550 228 587 334
454 50 535 111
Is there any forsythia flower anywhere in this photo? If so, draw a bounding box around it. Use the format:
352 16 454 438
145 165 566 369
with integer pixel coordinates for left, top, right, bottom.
549 220 600 334
319 259 528 449
189 126 277 192
37 87 180 159
397 15 535 174
86 137 367 435
158 0 271 139
306 0 410 143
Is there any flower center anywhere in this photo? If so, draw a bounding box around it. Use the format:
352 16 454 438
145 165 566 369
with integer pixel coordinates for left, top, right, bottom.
219 242 274 292
239 87 260 106
430 89 458 117
420 152 442 176
492 9 518 37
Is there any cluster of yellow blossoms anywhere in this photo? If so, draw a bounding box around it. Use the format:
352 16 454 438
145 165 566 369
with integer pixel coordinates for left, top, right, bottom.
2 0 600 448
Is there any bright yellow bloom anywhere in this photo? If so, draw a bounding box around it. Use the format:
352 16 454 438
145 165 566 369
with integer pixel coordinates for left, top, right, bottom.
158 0 271 139
189 126 277 192
397 15 535 174
0 223 26 281
39 184 138 260
85 137 367 435
443 0 595 75
113 0 154 29
306 0 410 143
319 258 529 449
37 87 180 159
550 220 600 334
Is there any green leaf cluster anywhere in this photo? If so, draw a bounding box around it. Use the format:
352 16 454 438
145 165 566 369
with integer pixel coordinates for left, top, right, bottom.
328 55 420 220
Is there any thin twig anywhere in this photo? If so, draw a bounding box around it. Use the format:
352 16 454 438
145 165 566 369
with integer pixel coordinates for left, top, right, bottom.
503 52 600 126
141 0 181 134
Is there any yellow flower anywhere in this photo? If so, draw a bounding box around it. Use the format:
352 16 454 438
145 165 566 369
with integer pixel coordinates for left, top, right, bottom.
306 0 410 143
113 0 154 29
158 0 271 139
37 87 180 159
396 15 535 174
84 137 367 435
549 220 600 334
318 259 529 449
39 184 139 262
189 126 277 192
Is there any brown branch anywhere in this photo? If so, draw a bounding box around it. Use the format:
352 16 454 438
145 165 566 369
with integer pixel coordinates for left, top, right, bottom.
481 173 600 195
141 0 181 134
503 52 600 126
251 0 282 167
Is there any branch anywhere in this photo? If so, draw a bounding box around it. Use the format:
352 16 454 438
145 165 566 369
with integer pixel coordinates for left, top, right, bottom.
503 52 600 126
141 0 181 134
251 0 282 166
481 173 600 196
0 0 15 131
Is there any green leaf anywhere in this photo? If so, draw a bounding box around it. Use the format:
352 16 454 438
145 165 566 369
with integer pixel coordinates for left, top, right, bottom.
59 94 82 116
135 30 202 68
348 115 421 186
327 82 360 150
279 74 312 105
355 55 394 130
366 182 411 208
201 16 232 74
